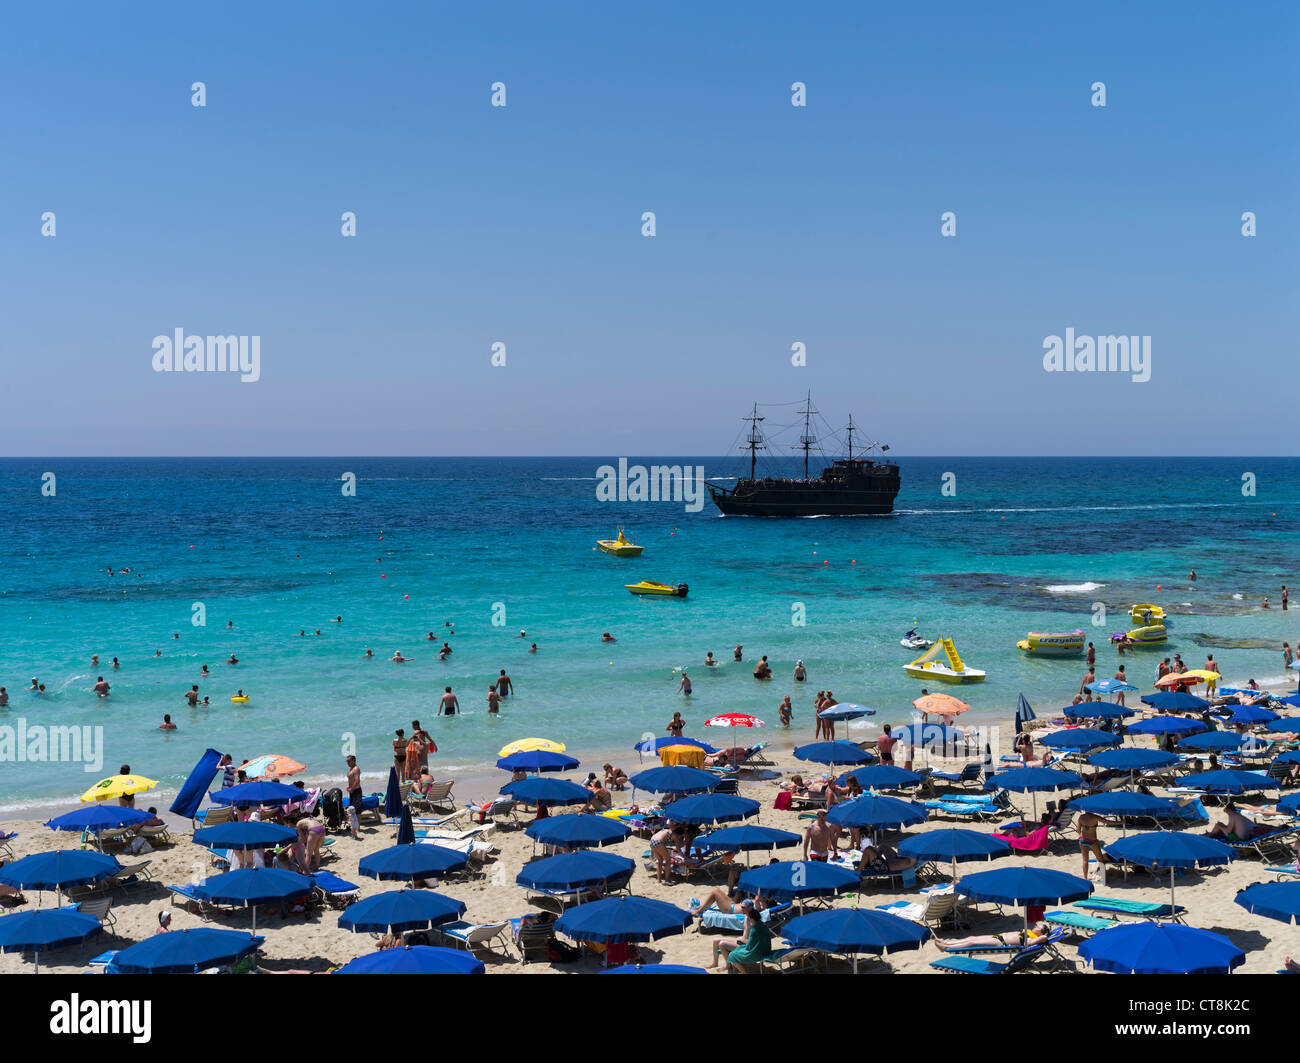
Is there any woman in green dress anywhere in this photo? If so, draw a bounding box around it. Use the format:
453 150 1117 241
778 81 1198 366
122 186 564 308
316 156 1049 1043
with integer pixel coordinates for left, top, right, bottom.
710 905 773 973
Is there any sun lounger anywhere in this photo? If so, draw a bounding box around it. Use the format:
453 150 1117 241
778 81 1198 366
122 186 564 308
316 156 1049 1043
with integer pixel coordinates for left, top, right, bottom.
929 943 1051 974
525 876 632 915
697 901 793 933
0 831 15 859
940 927 1069 966
1044 910 1117 936
1225 827 1300 861
195 805 236 827
510 915 554 964
416 781 456 813
1267 865 1300 880
1071 897 1186 923
992 824 1052 854
165 883 221 918
76 896 117 934
87 950 119 969
343 792 383 823
930 763 984 790
764 945 821 972
435 919 513 956
310 870 361 909
789 791 827 811
876 891 966 929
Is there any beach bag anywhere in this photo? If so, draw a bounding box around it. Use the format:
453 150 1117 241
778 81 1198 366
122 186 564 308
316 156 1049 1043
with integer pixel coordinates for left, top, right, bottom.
321 788 344 830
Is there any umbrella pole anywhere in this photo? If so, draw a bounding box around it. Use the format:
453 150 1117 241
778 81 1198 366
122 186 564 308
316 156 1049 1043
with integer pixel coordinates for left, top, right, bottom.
1170 867 1176 913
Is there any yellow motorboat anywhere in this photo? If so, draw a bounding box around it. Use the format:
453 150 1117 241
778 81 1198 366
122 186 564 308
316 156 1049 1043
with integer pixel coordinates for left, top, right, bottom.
625 580 689 598
903 637 986 683
597 527 644 557
1130 603 1165 625
1016 630 1085 655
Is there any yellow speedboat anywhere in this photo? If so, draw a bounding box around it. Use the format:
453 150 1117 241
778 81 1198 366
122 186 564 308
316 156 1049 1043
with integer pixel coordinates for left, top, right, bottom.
626 581 689 598
1130 603 1165 625
597 527 644 557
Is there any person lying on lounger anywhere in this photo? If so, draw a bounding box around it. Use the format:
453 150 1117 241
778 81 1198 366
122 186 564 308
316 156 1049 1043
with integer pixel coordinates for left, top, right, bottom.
938 921 1050 952
1205 802 1274 842
688 890 768 917
858 844 917 875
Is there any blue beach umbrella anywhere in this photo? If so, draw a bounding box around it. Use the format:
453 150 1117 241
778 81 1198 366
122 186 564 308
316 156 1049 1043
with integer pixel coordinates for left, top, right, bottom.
1276 694 1300 708
892 723 968 747
1266 718 1300 735
193 868 314 935
1070 792 1185 832
338 890 466 934
335 945 485 974
1105 831 1234 908
1188 769 1276 795
193 821 296 851
736 860 858 901
628 766 718 796
1140 692 1211 712
1079 922 1244 975
660 793 760 825
0 850 121 904
827 794 927 831
1273 750 1300 766
840 765 927 791
1088 748 1179 773
108 929 264 974
605 963 709 974
383 766 402 820
1280 793 1300 816
1014 693 1037 734
360 843 468 883
794 741 874 766
695 825 801 859
956 866 1092 913
210 780 304 807
499 777 592 805
1235 881 1300 924
0 906 102 973
1176 731 1246 753
395 805 415 846
496 750 581 773
44 806 152 834
1063 703 1135 720
555 896 692 946
1038 729 1120 752
782 907 931 971
633 736 717 755
1218 705 1280 727
1127 716 1207 737
897 828 1011 882
525 814 631 849
984 766 1081 819
818 703 876 721
516 851 635 893
1086 679 1137 696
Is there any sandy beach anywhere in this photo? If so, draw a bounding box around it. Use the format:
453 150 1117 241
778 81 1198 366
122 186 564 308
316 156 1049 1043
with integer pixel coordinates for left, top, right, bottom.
4 690 1297 975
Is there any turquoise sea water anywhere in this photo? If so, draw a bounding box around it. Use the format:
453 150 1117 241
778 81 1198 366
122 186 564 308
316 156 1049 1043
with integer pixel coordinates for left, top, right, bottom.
1 456 1297 812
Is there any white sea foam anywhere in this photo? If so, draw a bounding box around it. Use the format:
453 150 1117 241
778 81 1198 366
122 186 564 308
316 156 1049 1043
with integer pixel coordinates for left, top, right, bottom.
1043 582 1106 594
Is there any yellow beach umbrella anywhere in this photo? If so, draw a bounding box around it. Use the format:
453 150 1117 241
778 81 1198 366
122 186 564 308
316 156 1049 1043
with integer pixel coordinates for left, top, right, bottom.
498 737 567 757
1182 669 1221 683
80 774 158 803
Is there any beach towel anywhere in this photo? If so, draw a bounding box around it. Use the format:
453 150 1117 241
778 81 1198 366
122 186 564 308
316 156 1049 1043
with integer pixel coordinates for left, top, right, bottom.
774 792 793 811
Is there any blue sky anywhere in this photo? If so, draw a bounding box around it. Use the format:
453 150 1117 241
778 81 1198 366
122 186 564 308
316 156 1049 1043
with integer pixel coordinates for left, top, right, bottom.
1 1 1294 455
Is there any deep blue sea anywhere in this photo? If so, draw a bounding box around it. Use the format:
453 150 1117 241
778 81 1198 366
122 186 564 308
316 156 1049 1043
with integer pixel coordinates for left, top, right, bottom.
1 456 1296 811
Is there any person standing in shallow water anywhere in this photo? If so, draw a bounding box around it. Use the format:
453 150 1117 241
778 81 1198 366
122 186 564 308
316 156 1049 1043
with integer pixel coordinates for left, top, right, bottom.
677 670 692 696
497 669 513 697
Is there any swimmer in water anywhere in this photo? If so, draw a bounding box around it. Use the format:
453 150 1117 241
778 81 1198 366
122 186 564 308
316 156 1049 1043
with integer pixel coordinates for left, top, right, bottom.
111 657 120 669
201 696 210 705
155 650 162 657
37 684 45 695
364 649 374 658
391 651 410 663
234 689 246 698
437 645 451 661
0 687 7 707
174 633 180 639
28 678 39 692
314 629 321 636
529 642 538 653
91 654 99 667
519 630 527 638
734 645 743 662
332 616 341 623
298 630 306 637
678 669 692 696
227 654 238 665
201 665 210 677
705 652 716 667
602 633 616 643
440 642 452 655
227 621 233 628
160 714 176 731
93 676 110 697
426 632 436 640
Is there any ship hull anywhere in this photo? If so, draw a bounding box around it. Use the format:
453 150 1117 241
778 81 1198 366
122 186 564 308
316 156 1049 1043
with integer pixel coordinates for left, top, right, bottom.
707 484 899 517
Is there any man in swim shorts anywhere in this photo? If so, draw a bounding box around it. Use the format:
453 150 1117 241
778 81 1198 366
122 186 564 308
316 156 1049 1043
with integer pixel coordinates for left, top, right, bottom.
802 810 838 862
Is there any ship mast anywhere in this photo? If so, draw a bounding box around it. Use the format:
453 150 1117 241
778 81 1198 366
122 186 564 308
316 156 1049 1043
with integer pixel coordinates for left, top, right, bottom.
845 415 856 461
796 392 817 479
742 404 765 479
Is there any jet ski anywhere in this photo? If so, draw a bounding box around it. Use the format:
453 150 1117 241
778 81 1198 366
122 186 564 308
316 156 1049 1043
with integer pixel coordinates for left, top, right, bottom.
900 631 933 650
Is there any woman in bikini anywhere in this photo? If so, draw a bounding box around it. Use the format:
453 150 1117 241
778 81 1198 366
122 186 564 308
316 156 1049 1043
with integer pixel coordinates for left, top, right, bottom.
649 825 679 884
939 921 1051 952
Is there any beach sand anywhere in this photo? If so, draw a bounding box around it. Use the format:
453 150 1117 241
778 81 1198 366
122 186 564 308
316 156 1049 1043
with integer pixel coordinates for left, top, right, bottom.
2 698 1297 975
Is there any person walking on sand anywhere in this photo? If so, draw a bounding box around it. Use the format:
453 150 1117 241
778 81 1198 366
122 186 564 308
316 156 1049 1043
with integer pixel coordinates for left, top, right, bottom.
345 755 363 833
802 810 838 862
392 730 407 780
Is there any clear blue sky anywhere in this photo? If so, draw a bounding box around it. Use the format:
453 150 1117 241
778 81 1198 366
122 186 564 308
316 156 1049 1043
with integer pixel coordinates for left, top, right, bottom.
2 2 1294 456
